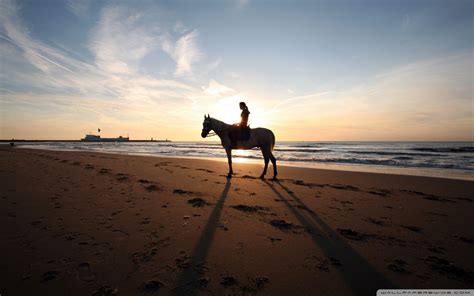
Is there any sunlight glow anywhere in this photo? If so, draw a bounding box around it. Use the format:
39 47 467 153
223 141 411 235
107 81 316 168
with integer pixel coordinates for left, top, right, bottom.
232 149 254 163
208 95 269 128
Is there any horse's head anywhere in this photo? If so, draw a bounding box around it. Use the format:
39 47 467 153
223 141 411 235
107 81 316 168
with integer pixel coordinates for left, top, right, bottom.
201 114 212 138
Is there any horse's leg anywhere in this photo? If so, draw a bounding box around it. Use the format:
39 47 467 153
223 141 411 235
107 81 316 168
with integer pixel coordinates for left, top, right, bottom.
270 153 278 180
226 149 233 178
260 147 269 179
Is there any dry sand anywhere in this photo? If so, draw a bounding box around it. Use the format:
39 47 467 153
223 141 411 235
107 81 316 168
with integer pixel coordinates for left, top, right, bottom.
1 146 473 295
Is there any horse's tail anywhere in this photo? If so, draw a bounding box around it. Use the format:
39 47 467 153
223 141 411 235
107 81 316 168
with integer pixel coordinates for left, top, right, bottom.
271 130 276 151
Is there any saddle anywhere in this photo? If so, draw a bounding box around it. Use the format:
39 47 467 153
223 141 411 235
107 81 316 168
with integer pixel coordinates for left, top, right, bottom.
229 126 251 144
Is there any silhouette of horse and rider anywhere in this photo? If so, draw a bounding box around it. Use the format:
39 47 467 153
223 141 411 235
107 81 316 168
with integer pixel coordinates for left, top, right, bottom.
201 102 277 180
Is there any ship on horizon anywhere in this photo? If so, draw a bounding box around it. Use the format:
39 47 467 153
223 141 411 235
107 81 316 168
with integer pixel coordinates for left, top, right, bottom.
81 134 129 142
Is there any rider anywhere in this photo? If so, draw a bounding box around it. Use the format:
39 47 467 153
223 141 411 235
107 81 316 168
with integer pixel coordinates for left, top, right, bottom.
230 102 250 147
239 102 250 127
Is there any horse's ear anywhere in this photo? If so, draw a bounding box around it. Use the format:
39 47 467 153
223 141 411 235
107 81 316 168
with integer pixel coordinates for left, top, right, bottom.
207 114 210 118
204 114 206 119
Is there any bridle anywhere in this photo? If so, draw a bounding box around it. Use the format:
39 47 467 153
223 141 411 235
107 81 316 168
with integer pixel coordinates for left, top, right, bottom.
202 118 230 138
205 131 218 138
202 119 217 137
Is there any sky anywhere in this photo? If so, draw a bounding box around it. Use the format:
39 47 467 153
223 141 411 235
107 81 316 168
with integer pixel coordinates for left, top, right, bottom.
0 0 472 141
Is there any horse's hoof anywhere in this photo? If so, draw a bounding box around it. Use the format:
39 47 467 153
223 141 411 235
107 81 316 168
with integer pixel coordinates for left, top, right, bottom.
272 177 278 181
227 174 233 179
259 175 265 179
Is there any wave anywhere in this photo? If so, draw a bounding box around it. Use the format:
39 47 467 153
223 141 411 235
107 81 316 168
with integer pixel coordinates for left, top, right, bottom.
17 141 474 172
231 155 473 170
169 145 222 150
347 150 441 157
275 148 333 153
411 147 474 153
392 156 413 160
292 142 358 148
290 144 319 148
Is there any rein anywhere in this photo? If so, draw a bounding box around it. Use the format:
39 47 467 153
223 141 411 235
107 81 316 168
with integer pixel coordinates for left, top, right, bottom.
204 120 232 138
205 132 218 137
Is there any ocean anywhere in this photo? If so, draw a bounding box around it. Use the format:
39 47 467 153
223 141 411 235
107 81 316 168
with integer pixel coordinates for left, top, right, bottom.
12 141 474 180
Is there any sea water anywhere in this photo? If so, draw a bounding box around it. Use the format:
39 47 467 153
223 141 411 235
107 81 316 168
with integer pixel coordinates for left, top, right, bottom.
13 141 474 180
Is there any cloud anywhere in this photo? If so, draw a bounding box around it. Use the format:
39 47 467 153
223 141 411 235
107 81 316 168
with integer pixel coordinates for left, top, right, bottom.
202 79 234 96
266 51 473 140
66 0 91 19
0 0 219 139
171 30 202 76
89 4 202 77
89 5 161 75
267 91 330 114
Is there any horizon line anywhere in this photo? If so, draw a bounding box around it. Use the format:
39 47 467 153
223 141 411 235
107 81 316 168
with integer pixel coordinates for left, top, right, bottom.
1 139 473 143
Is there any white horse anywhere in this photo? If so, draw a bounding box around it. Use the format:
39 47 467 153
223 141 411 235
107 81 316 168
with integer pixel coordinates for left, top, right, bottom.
201 115 277 179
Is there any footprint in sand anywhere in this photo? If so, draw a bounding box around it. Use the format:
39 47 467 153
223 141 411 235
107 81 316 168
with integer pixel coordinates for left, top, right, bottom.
428 246 446 254
269 219 302 233
220 275 269 292
141 280 164 294
231 204 266 213
400 225 423 233
98 168 112 175
267 236 282 244
365 217 385 226
337 228 369 241
387 259 410 274
77 262 95 282
420 256 473 283
173 189 202 196
115 173 129 181
457 236 474 244
42 270 59 281
145 184 160 192
367 189 391 197
220 276 239 287
303 255 342 272
196 168 214 173
91 285 119 296
187 198 209 207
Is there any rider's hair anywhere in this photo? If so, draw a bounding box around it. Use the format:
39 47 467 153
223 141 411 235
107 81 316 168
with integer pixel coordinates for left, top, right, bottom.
239 102 247 108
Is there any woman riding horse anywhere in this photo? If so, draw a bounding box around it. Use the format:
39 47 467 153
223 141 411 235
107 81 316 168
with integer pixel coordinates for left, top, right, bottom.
230 102 251 147
201 103 277 179
239 102 250 127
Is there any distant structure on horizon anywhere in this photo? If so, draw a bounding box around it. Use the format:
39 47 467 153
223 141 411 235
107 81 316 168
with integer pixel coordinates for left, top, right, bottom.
79 133 170 142
81 134 129 142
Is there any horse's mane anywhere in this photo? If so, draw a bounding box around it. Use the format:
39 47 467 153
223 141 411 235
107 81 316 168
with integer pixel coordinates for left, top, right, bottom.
210 117 231 127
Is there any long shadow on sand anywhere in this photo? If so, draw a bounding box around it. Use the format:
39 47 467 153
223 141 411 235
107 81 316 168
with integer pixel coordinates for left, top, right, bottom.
172 179 231 295
263 180 394 296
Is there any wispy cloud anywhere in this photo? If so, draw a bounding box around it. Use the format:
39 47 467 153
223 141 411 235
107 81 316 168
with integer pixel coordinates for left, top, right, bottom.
170 30 202 76
266 51 473 140
202 79 234 96
66 0 91 19
89 5 161 75
267 91 330 114
0 0 222 139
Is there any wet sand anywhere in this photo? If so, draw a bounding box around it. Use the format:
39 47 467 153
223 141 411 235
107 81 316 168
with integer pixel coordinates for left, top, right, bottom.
1 146 473 295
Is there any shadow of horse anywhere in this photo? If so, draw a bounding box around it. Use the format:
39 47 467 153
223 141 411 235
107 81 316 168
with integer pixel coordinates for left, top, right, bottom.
263 179 395 295
172 179 231 295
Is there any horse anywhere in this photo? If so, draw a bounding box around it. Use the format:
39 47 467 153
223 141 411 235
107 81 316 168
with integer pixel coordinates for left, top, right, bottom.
201 115 278 180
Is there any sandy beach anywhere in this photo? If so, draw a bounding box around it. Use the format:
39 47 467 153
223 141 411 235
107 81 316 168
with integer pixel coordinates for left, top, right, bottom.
1 146 473 295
